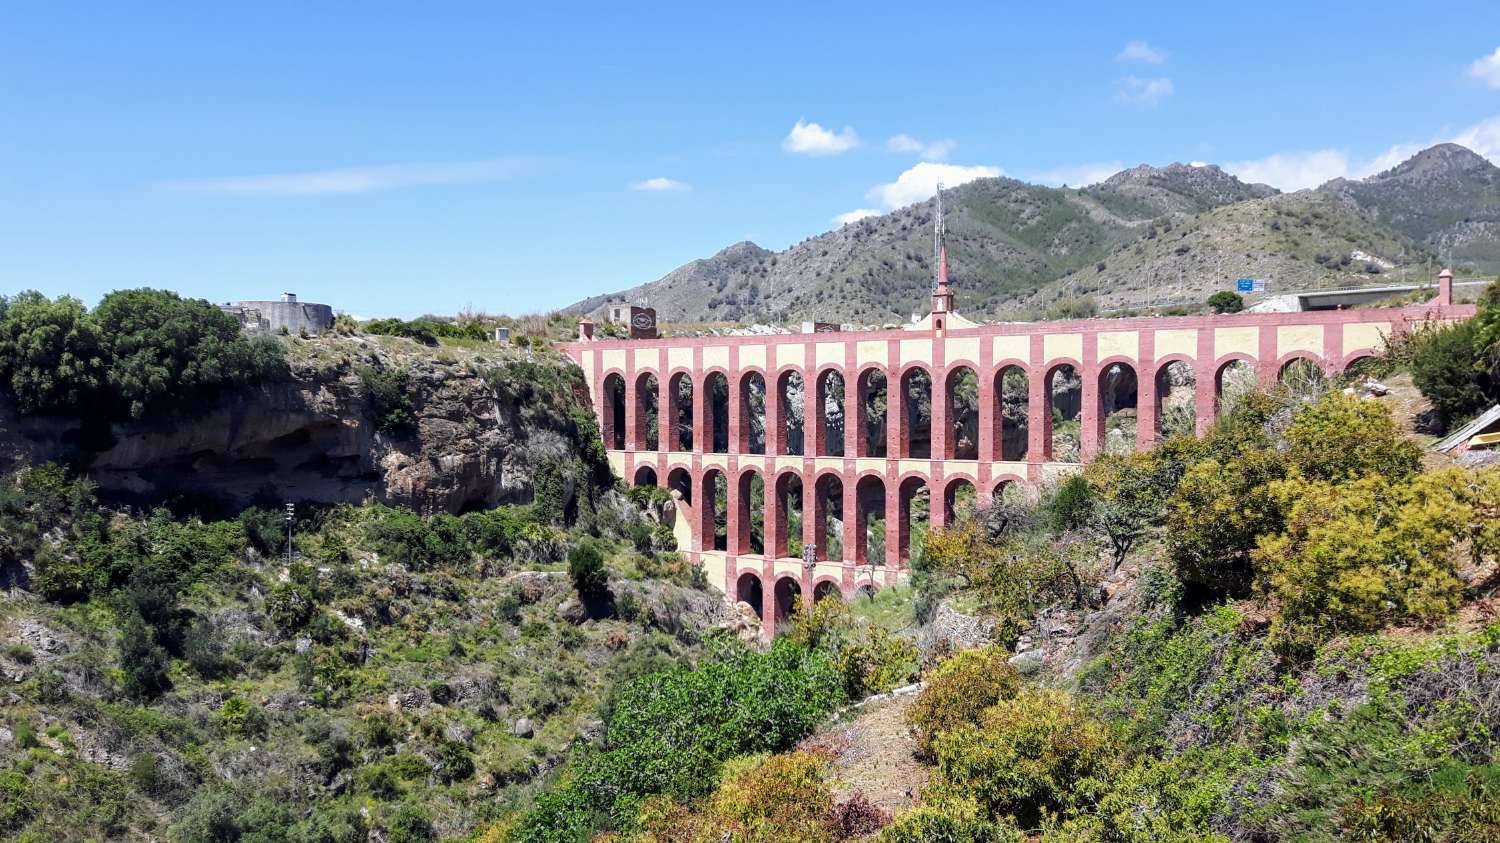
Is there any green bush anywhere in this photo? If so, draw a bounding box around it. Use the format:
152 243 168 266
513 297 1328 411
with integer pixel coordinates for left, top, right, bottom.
386 804 434 843
929 689 1115 828
357 366 418 436
568 542 608 600
1207 291 1244 314
0 770 34 833
216 696 268 740
1282 392 1420 484
907 646 1021 758
876 797 1023 843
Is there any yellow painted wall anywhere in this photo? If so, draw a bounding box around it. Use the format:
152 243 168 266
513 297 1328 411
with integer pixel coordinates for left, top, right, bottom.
668 346 693 372
702 346 729 369
1276 325 1323 358
1213 326 1258 359
856 340 886 366
899 338 933 364
1154 329 1197 359
580 350 595 388
815 342 844 368
738 344 766 370
1097 331 1138 361
631 347 661 372
700 551 727 594
601 348 627 373
992 335 1029 363
947 336 980 364
1044 332 1083 363
776 344 805 370
1343 322 1390 355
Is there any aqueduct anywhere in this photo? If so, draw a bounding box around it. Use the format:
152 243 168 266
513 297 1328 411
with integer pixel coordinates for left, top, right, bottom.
560 274 1472 637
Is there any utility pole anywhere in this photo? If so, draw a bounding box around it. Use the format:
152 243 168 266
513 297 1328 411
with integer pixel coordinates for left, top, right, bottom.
284 502 295 567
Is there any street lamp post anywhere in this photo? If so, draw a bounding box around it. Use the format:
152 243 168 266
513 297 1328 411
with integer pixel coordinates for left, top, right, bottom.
284 502 295 567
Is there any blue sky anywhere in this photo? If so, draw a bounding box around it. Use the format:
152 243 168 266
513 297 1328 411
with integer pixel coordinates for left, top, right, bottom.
3 2 1500 318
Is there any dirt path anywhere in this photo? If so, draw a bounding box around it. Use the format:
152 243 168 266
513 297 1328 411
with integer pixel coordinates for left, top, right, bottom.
810 695 928 816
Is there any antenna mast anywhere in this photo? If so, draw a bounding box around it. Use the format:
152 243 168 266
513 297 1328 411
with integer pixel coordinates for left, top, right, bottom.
932 182 945 290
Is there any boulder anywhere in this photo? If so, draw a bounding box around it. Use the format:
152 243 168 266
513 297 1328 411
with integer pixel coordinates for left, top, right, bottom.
513 718 535 738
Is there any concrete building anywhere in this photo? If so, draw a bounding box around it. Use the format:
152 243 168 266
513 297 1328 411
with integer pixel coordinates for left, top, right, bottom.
221 292 335 336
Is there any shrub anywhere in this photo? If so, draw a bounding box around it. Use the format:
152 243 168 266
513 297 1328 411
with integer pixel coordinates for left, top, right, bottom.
1257 468 1488 659
1283 392 1420 483
1167 449 1285 596
568 542 608 600
907 646 1021 758
216 696 268 740
267 579 317 636
1409 318 1492 432
875 796 1022 843
1206 291 1244 314
437 740 475 783
386 804 434 843
357 365 418 436
929 689 1115 828
0 770 34 833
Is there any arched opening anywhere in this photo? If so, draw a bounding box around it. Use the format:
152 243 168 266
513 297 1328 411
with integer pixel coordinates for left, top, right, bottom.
813 580 842 606
946 366 980 460
996 366 1029 461
898 477 930 565
739 372 767 454
702 469 727 551
1279 357 1328 402
855 584 877 602
633 466 658 487
814 474 843 562
900 368 933 459
736 572 763 619
1340 355 1381 385
1099 363 1139 455
1046 364 1082 462
667 467 692 505
816 369 846 457
634 372 660 450
707 373 729 453
667 372 693 451
1215 359 1256 417
773 576 802 624
773 472 803 559
1154 361 1197 440
854 475 886 566
856 368 888 457
944 478 977 526
602 373 626 450
736 470 765 554
991 478 1026 506
777 370 806 456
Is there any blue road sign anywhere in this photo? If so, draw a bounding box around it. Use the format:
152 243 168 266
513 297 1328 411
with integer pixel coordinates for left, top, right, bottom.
1236 278 1255 292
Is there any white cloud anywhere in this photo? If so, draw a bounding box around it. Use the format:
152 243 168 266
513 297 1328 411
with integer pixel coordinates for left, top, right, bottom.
782 119 860 156
887 134 957 160
866 161 1003 210
1223 114 1500 191
629 177 690 192
1223 149 1350 190
1468 46 1500 88
1113 76 1174 107
1116 40 1167 65
1032 160 1124 187
161 157 542 195
833 208 882 225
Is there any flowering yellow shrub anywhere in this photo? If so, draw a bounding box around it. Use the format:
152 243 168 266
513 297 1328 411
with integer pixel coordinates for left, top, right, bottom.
906 645 1020 758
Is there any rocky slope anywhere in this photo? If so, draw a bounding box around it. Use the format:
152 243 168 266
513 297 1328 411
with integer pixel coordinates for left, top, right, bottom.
0 333 598 516
576 144 1497 324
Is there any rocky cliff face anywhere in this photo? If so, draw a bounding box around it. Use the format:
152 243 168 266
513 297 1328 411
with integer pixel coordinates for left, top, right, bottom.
0 334 598 515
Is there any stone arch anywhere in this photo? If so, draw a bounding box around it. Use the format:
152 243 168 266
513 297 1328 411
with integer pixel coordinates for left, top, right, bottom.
856 367 889 458
991 475 1025 504
701 468 727 551
995 364 1029 461
602 372 626 450
1154 358 1197 441
736 572 764 619
815 368 846 457
667 371 693 451
898 475 930 565
1278 355 1327 398
1215 357 1257 415
706 372 730 453
853 474 887 565
739 370 767 455
773 575 802 624
813 579 843 605
813 472 844 562
1098 361 1139 455
946 365 980 460
1045 362 1082 462
632 465 658 487
735 468 765 555
942 476 977 526
633 371 660 450
772 471 803 559
899 366 934 459
775 369 806 456
666 466 693 504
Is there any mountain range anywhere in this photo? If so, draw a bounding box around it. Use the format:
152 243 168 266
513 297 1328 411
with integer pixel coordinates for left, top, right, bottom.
570 143 1500 324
